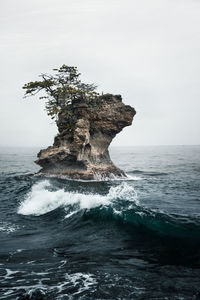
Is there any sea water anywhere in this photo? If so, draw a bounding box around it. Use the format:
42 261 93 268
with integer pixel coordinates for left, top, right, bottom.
0 146 200 299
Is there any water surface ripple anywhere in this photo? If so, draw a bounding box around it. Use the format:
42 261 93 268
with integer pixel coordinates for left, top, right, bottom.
0 146 200 299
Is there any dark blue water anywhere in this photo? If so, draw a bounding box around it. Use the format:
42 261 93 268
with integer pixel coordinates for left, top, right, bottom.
0 146 200 299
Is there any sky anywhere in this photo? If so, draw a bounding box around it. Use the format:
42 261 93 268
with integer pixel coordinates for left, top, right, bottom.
0 0 200 147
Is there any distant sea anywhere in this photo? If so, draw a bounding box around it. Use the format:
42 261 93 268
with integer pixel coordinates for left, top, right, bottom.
0 146 200 299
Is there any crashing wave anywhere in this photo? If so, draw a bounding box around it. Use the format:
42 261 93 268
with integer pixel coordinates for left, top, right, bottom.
18 180 138 216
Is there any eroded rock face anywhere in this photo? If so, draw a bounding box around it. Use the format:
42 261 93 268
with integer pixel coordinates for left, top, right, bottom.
36 94 136 179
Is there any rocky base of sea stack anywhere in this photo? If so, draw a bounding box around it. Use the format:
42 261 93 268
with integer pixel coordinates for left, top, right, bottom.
36 164 126 180
35 94 136 180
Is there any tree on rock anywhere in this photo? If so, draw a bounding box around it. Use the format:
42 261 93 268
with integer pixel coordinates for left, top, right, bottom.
23 65 99 120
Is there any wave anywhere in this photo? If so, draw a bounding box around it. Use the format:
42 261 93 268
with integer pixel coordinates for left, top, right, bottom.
18 180 138 216
18 180 200 243
83 204 200 243
128 170 169 176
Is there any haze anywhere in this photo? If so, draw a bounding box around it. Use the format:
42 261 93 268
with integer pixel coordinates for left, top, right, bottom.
0 0 200 147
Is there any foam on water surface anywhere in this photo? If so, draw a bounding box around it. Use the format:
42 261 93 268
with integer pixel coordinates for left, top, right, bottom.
0 222 19 233
36 172 142 182
18 180 138 216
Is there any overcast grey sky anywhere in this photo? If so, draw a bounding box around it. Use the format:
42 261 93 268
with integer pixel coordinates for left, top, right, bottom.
0 0 200 147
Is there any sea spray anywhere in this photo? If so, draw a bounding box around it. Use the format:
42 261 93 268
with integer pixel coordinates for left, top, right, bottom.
17 179 200 243
18 180 138 216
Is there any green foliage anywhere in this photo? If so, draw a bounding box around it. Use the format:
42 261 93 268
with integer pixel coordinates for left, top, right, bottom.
66 123 74 133
23 65 99 120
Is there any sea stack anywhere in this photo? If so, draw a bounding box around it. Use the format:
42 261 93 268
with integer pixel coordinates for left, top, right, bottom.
36 94 136 180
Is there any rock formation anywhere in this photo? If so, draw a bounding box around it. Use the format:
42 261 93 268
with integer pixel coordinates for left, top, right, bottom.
35 94 136 180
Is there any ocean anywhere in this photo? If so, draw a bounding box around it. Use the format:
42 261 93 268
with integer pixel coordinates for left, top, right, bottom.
0 145 200 299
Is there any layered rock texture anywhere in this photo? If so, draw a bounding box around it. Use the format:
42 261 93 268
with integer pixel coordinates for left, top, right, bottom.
36 94 136 179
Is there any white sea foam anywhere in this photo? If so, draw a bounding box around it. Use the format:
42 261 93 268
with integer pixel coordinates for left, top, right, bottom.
0 222 19 233
36 172 142 182
126 174 143 181
18 180 138 216
5 269 21 279
1 271 97 299
65 272 97 295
